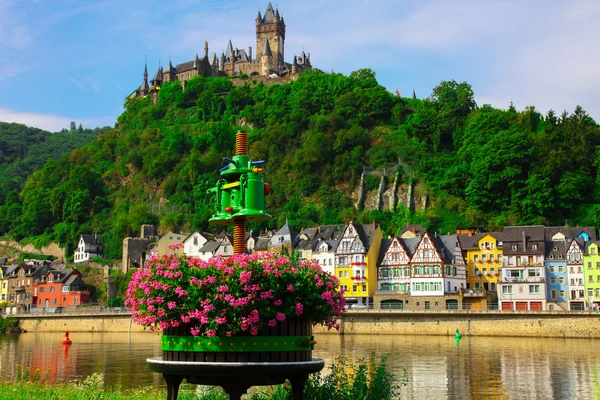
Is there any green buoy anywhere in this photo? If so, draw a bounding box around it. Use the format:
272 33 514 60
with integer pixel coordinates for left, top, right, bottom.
454 329 462 340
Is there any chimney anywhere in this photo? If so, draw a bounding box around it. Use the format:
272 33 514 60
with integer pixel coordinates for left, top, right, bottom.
522 230 526 251
249 46 252 62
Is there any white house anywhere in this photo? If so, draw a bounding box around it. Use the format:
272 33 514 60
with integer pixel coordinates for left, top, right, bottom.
74 234 104 263
183 232 211 257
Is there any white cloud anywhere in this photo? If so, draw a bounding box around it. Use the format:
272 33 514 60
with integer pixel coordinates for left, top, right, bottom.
0 107 115 132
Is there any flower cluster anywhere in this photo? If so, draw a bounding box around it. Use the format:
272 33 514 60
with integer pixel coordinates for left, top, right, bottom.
125 252 345 337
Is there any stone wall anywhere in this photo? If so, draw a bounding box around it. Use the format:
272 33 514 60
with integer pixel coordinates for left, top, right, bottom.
17 311 600 338
327 311 600 338
0 240 65 260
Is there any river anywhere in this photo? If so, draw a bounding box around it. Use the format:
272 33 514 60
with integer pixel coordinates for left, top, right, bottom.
1 332 599 399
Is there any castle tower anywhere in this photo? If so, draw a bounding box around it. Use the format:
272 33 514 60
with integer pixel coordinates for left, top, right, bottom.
256 3 285 72
136 60 149 96
261 38 273 75
164 59 176 82
204 41 209 58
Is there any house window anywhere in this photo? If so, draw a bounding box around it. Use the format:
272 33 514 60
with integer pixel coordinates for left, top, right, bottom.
40 287 44 293
528 269 540 277
502 286 512 294
425 301 430 310
532 244 538 250
352 285 357 292
491 268 495 276
490 255 494 262
512 245 517 250
529 285 540 294
560 290 566 298
550 278 556 284
592 248 597 255
362 284 367 292
551 290 556 299
193 237 198 246
50 287 55 293
344 271 348 278
474 255 479 262
482 255 487 263
559 277 565 284
596 289 600 298
54 298 57 304
338 271 342 278
549 266 555 272
589 262 593 269
491 283 496 291
590 276 594 283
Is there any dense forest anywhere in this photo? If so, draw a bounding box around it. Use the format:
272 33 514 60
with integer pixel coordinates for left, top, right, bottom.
0 123 106 212
0 69 598 260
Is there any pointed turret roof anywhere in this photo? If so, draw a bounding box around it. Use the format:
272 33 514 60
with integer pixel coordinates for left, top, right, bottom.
275 8 280 18
263 39 272 57
263 2 275 23
226 40 234 58
151 66 163 82
256 10 262 21
168 59 175 72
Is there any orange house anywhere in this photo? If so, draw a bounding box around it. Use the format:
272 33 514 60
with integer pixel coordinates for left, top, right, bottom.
34 269 90 308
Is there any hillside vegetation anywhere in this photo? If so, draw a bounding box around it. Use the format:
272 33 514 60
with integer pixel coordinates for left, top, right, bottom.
0 70 598 260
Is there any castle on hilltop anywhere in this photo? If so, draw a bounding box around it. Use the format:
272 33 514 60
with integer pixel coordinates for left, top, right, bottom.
131 3 315 99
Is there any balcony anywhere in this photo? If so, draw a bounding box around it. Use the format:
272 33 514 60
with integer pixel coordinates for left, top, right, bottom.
14 285 26 291
462 288 486 297
351 275 367 282
499 277 545 284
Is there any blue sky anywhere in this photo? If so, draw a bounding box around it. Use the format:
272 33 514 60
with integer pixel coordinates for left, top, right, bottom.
1 0 599 131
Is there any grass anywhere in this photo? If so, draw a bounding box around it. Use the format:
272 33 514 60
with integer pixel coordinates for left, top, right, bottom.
0 355 403 400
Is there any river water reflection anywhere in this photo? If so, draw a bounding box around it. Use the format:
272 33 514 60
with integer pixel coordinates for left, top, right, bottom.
1 332 600 399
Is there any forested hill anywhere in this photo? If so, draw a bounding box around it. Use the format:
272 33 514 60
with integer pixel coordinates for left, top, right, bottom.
0 122 107 206
0 69 599 260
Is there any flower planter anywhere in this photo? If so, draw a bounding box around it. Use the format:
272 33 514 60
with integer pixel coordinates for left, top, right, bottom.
162 317 313 362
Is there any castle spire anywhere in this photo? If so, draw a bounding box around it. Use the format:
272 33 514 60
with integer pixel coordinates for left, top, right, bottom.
226 40 234 59
204 41 209 58
256 10 262 23
144 56 148 80
263 38 272 57
412 89 416 99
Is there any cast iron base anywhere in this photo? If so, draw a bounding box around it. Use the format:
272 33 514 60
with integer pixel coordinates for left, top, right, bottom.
147 357 325 400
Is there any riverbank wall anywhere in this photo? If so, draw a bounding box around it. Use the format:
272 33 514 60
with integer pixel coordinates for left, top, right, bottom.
14 310 600 338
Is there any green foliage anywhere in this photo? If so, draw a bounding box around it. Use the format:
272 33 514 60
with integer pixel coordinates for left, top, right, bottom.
0 316 18 332
1 72 599 258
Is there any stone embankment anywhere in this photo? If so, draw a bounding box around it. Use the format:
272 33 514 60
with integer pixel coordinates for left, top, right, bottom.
14 310 600 338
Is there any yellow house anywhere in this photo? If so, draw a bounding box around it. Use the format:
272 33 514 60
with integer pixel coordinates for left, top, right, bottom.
458 233 503 310
334 221 382 306
0 265 8 305
154 231 188 257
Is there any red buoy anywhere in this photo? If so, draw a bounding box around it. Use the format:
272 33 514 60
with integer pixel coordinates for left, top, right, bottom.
62 331 72 345
225 206 234 213
264 182 271 196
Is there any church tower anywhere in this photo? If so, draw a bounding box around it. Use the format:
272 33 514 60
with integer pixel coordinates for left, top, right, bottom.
255 3 285 72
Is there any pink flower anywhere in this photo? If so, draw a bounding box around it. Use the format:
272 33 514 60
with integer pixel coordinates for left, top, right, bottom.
268 319 277 327
168 301 177 310
191 327 200 336
206 330 217 337
276 312 286 321
260 291 273 299
273 299 283 306
295 302 304 315
217 285 229 293
287 284 294 292
240 271 252 284
168 242 184 250
215 317 227 325
157 310 166 317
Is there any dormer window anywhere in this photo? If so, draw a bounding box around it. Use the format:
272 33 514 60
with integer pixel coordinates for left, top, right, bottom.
512 245 517 250
553 247 558 251
532 244 538 250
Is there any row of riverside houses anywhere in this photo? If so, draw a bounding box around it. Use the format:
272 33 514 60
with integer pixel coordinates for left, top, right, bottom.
0 260 91 314
133 221 600 311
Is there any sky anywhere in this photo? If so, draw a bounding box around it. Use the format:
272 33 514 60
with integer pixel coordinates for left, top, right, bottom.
0 0 599 132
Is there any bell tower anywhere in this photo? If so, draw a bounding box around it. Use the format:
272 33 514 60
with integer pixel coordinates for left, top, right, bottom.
255 3 285 72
